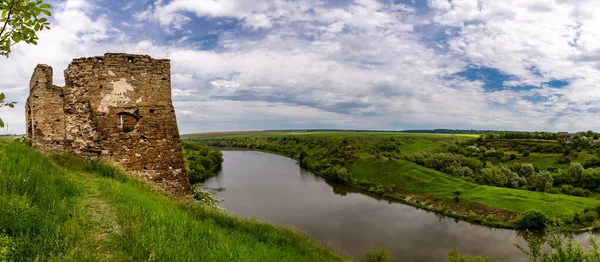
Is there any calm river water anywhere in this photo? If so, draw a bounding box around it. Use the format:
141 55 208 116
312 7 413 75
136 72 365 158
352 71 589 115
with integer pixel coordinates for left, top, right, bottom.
204 151 568 261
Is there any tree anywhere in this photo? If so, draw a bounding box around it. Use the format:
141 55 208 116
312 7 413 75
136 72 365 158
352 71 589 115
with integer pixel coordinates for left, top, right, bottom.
1 0 52 57
566 162 584 186
529 170 553 191
0 93 16 128
0 1 51 127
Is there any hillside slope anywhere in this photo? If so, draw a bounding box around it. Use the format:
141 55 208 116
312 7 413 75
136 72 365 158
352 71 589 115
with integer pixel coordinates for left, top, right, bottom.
0 142 345 261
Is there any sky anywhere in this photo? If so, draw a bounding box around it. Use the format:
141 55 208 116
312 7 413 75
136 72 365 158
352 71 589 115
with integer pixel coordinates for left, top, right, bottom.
1 0 600 134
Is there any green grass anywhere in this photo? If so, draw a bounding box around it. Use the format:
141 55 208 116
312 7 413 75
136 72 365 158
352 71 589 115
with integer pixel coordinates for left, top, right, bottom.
349 158 599 219
0 142 346 261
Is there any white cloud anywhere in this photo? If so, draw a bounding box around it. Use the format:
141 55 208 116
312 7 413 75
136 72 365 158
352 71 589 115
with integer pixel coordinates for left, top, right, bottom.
4 0 600 134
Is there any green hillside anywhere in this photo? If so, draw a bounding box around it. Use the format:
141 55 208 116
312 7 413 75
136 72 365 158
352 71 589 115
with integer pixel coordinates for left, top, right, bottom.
0 142 345 261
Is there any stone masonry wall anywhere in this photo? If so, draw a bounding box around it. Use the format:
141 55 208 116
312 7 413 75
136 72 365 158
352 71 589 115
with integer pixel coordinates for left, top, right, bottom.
26 65 66 153
26 53 191 196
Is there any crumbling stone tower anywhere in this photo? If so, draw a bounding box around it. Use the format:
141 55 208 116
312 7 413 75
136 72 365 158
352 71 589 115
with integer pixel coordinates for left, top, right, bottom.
26 53 191 195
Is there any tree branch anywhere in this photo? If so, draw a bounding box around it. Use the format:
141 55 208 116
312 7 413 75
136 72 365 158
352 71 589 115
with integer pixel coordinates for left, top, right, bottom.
0 0 15 42
0 26 14 43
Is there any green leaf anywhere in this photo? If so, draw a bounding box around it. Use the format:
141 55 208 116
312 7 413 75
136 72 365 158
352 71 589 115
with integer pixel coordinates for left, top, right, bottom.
1 9 7 18
0 118 4 128
40 9 50 16
0 93 5 102
38 17 46 23
40 3 51 9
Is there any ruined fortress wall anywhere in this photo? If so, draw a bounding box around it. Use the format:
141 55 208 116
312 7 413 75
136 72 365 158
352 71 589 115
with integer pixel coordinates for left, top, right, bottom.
25 65 66 153
27 53 191 195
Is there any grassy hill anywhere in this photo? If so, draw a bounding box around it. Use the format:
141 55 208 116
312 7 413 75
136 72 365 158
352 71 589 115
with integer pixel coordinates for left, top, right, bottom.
0 141 346 261
349 158 599 220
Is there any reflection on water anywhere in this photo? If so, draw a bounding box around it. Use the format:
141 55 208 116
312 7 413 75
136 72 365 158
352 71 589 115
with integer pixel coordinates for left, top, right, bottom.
203 151 586 261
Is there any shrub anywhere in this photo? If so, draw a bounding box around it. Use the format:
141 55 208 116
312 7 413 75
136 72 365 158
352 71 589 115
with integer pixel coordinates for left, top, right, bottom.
447 248 490 262
584 212 596 223
557 157 571 164
362 247 390 262
13 136 31 146
515 210 548 230
510 154 517 160
573 212 584 224
192 184 224 209
522 150 530 157
0 233 14 261
560 184 574 195
571 187 585 197
544 187 560 194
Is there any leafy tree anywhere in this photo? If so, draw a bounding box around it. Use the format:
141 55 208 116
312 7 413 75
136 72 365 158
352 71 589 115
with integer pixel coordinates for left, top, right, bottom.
566 162 584 186
529 171 553 191
518 163 536 178
0 92 16 128
0 1 52 127
0 0 52 57
581 168 600 191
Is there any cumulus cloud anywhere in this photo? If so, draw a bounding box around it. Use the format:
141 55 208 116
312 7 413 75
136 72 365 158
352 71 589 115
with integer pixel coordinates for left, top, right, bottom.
3 0 600 134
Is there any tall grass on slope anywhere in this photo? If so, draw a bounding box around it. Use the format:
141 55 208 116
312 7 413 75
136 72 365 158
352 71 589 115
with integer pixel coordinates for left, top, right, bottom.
0 142 84 260
95 167 344 261
0 142 346 261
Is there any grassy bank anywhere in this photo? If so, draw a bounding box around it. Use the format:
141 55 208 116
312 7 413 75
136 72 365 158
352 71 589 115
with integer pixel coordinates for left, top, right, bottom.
184 131 600 229
0 141 346 261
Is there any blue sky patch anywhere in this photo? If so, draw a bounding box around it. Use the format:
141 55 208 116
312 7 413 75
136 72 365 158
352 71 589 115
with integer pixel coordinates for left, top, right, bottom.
454 66 514 91
544 79 569 88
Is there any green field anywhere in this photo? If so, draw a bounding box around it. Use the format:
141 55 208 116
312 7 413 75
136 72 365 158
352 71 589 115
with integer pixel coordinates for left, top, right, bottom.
184 131 600 229
350 158 598 220
0 142 346 261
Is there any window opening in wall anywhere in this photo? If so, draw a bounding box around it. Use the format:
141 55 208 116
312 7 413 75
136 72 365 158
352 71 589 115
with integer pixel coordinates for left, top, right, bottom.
128 56 133 63
117 112 139 133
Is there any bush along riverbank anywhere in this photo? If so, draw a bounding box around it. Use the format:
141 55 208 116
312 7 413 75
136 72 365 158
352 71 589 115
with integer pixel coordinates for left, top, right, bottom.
182 142 224 184
183 132 600 231
449 224 600 262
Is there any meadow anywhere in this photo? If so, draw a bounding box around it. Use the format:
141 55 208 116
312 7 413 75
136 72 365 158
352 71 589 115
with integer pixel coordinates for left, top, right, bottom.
0 141 346 261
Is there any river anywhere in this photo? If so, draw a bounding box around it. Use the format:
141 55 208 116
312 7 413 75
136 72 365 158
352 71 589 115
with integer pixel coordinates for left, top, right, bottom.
204 151 550 261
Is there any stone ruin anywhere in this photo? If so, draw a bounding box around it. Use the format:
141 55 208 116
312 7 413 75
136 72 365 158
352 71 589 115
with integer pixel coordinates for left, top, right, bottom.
25 53 191 196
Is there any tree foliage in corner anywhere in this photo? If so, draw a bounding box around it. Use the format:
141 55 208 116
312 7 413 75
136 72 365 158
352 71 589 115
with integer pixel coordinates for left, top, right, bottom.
0 0 52 57
0 0 51 128
0 93 16 128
